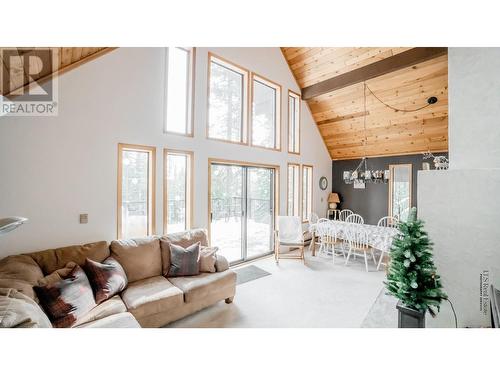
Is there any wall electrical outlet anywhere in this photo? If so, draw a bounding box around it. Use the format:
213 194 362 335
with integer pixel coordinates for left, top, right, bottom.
79 213 88 224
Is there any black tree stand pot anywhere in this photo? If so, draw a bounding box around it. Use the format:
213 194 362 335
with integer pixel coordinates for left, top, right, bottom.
397 302 426 328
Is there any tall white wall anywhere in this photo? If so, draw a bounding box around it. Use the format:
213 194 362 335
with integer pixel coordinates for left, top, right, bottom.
418 48 500 327
448 48 500 169
0 47 332 257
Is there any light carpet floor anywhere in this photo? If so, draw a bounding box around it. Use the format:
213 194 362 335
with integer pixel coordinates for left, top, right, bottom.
166 251 394 328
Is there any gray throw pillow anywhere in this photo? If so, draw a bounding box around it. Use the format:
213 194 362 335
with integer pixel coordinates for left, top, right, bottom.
168 242 201 277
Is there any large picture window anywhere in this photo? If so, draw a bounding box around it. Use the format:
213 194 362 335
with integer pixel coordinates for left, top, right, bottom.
301 165 313 222
287 163 300 217
118 144 156 239
288 90 300 154
251 74 281 150
207 54 249 143
164 149 193 234
164 47 194 136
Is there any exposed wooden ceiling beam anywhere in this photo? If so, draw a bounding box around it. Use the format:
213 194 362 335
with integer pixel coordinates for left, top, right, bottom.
301 47 447 100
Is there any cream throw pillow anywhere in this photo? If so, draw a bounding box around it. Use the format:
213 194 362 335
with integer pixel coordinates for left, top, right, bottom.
199 246 219 273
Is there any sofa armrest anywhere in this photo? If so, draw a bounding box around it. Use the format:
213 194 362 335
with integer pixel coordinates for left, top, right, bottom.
215 254 229 272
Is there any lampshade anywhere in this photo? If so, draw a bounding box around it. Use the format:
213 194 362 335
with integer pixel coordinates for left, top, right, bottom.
328 193 340 203
0 217 28 236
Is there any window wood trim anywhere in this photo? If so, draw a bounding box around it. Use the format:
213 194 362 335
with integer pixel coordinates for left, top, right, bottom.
207 158 280 246
287 89 301 155
206 52 250 145
250 72 282 151
163 149 194 235
301 164 313 223
117 143 156 239
164 47 196 137
287 162 301 217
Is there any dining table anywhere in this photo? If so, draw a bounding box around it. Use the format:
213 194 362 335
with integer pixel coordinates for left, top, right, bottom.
309 220 400 256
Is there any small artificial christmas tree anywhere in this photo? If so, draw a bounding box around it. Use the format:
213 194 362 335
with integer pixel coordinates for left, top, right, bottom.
385 207 447 317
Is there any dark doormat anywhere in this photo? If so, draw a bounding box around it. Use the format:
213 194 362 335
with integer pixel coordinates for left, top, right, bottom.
234 265 271 285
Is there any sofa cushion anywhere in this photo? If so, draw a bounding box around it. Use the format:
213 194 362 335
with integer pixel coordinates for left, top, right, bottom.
73 295 127 327
37 262 77 287
0 254 44 284
33 265 96 328
0 255 44 300
0 287 52 328
160 228 209 275
121 276 183 319
29 241 109 275
110 237 162 283
83 257 128 304
168 242 200 277
199 246 218 273
168 270 237 304
76 312 140 328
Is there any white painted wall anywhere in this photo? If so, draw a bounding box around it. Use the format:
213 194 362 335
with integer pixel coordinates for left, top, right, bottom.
448 48 500 170
418 48 500 327
0 47 332 257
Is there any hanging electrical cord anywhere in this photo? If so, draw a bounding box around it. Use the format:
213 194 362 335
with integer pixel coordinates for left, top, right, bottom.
365 83 438 113
446 298 458 328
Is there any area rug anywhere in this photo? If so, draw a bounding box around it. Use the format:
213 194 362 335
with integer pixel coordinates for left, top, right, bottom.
360 287 398 328
234 265 271 285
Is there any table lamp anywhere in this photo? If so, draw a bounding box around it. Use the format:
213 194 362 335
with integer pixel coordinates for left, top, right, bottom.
328 193 340 209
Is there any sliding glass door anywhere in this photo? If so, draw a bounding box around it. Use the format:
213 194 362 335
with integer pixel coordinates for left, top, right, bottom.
210 162 275 264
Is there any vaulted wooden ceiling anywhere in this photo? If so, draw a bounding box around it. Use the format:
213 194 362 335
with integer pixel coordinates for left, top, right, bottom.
1 47 115 97
282 47 448 160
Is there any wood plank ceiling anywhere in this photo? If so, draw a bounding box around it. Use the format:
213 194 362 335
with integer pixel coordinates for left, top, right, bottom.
281 47 448 160
1 47 114 97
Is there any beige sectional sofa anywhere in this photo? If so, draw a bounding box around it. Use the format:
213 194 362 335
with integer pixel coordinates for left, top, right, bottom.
0 229 236 328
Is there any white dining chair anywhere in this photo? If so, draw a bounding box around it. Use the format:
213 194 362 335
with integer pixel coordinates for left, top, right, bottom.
345 213 364 224
339 209 353 221
306 212 320 252
274 216 306 264
315 219 333 256
377 215 399 228
344 227 377 272
316 220 345 262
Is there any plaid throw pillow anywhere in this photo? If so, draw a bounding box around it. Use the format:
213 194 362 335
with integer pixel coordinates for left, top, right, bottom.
33 265 96 328
83 257 128 304
168 242 201 277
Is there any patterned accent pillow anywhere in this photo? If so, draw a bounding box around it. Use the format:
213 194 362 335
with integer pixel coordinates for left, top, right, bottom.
168 242 201 277
199 246 219 273
83 257 128 304
33 265 96 328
